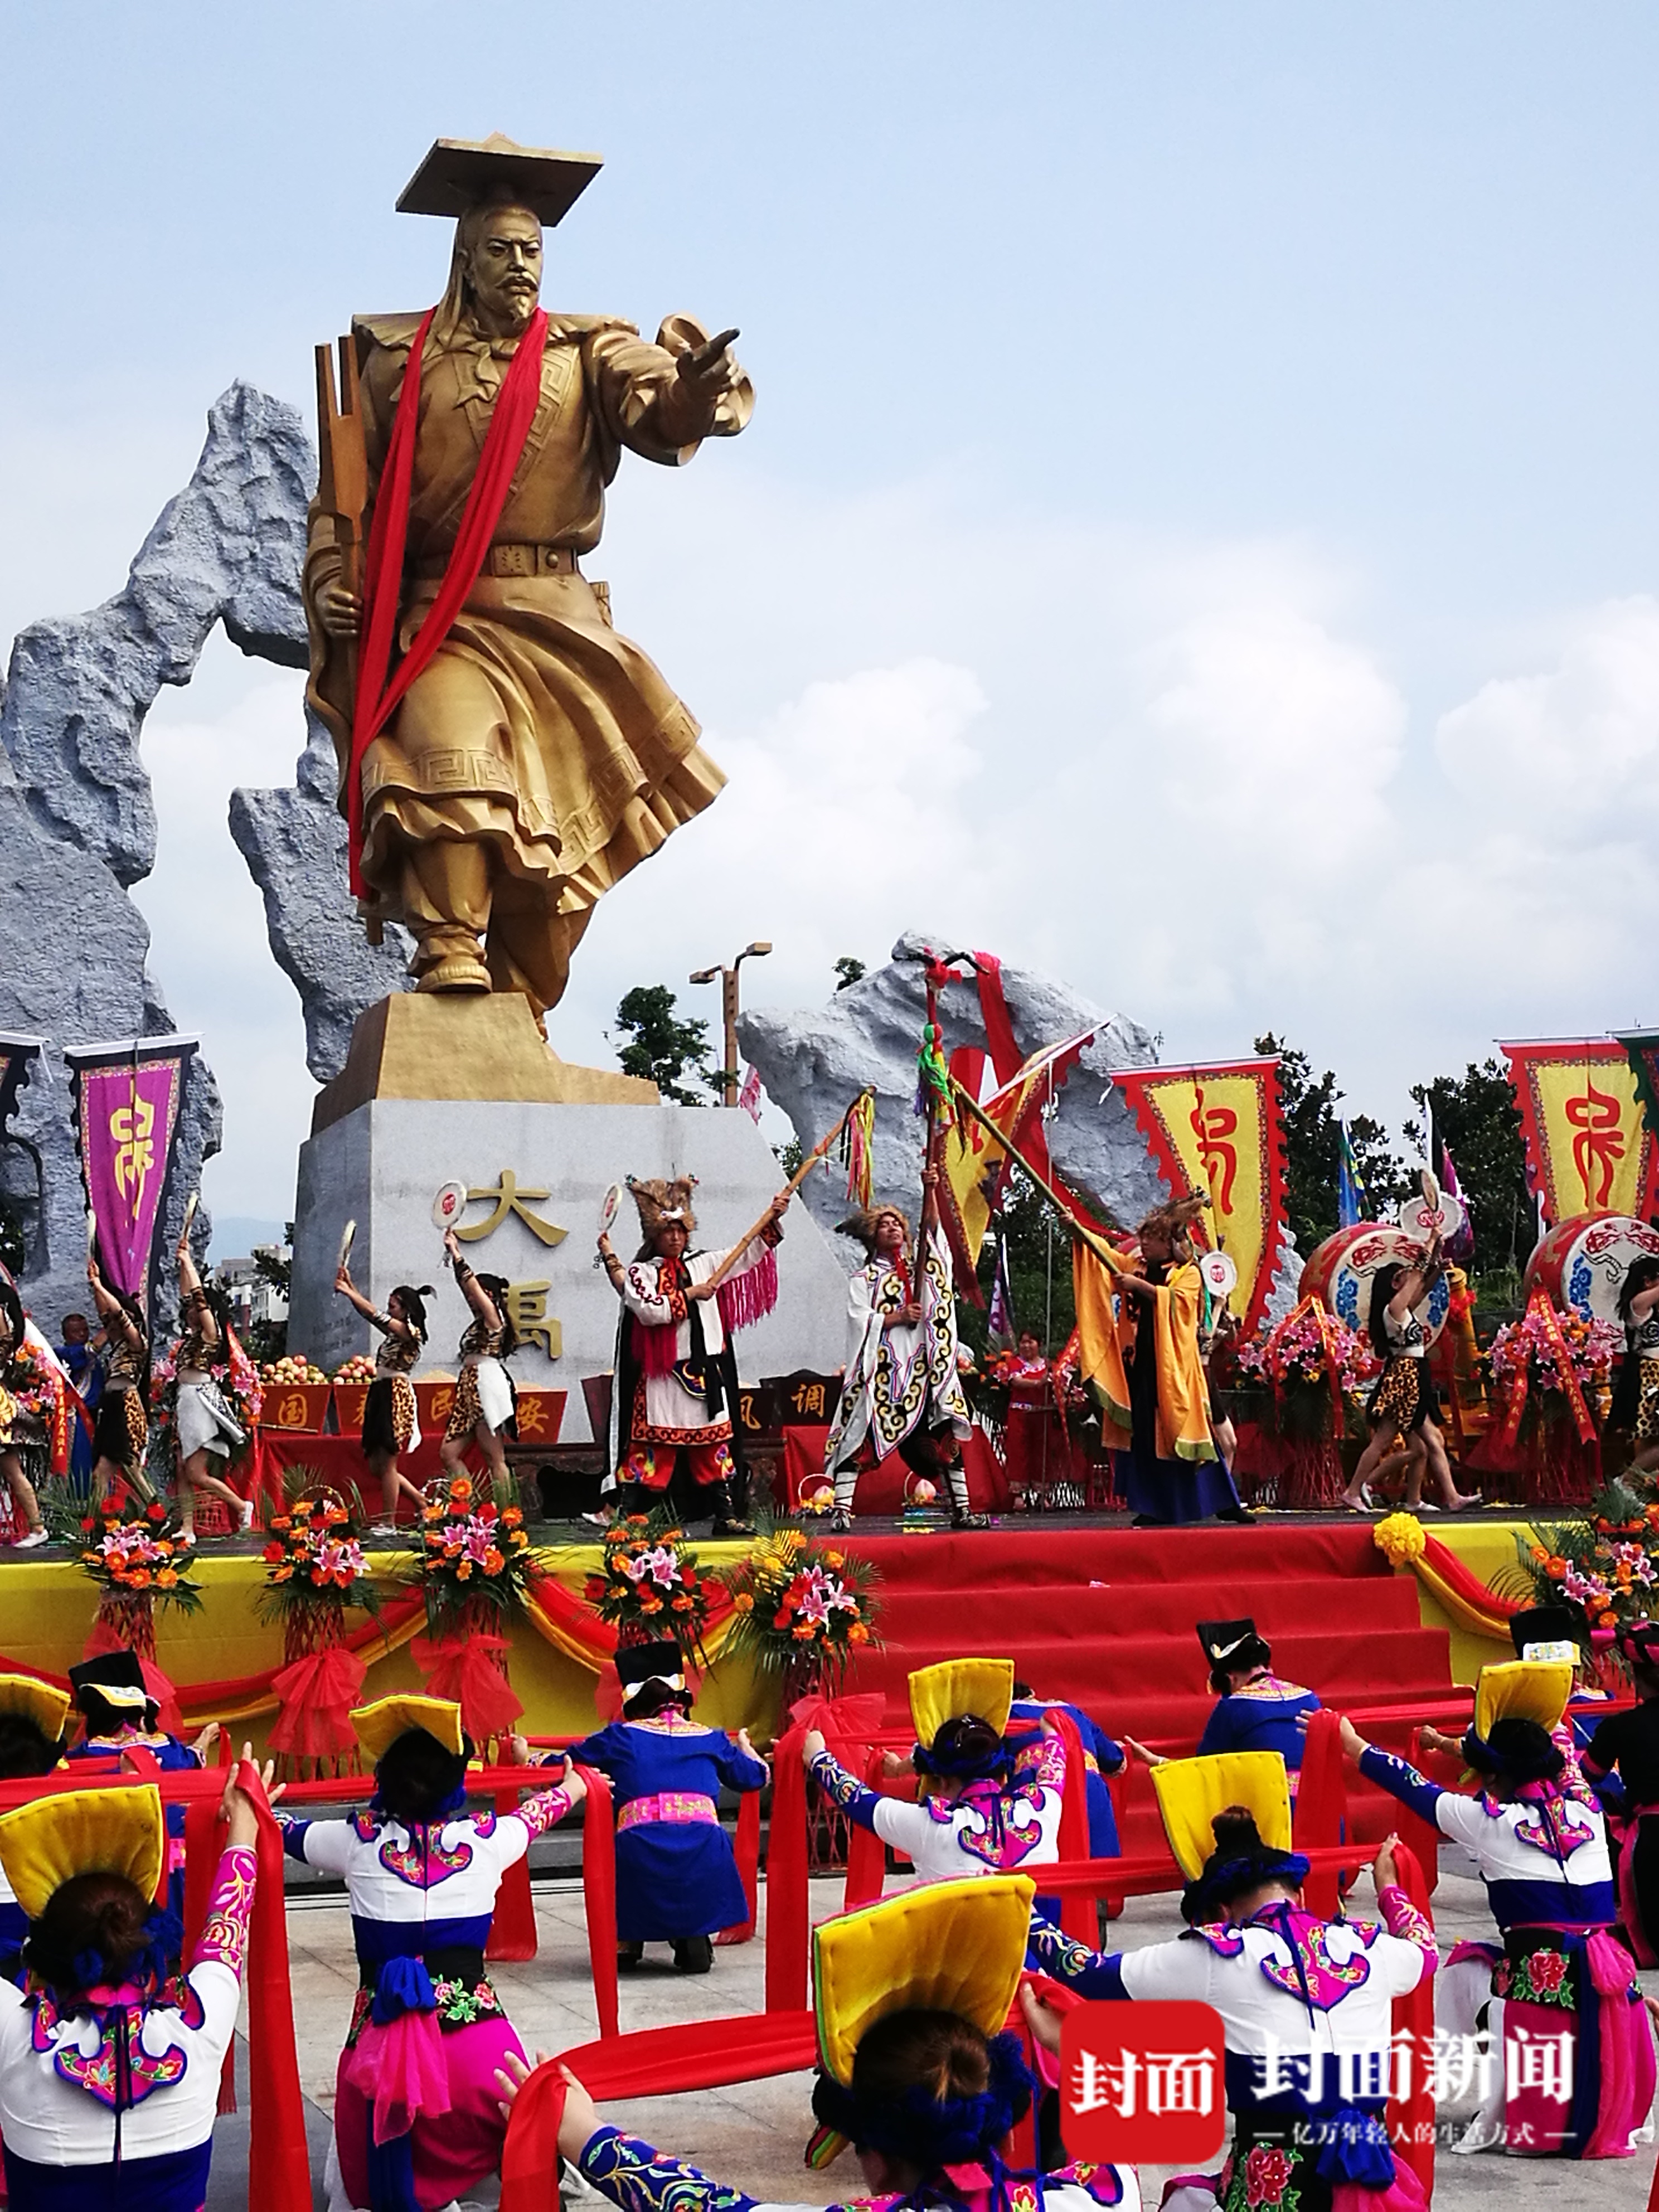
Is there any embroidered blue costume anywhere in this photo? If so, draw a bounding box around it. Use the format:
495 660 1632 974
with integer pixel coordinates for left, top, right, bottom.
569 1713 767 1946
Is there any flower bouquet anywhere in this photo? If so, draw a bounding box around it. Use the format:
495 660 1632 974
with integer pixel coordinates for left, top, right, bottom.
259 1481 381 1773
584 1514 713 1663
410 1475 540 1743
75 1496 202 1660
1514 1480 1659 1665
1231 1296 1378 1507
1485 1291 1618 1506
720 1527 881 1698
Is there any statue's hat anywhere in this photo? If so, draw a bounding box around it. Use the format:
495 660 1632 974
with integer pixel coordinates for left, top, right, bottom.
397 133 602 226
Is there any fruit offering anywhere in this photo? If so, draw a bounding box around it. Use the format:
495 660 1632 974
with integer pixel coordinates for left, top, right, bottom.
261 1355 328 1386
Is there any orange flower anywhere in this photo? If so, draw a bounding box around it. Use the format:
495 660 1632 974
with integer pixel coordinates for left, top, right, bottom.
156 1568 178 1588
640 1595 662 1614
732 1591 754 1612
127 1568 151 1589
1600 1609 1619 1629
449 1477 473 1503
273 1564 294 1583
484 1548 505 1573
457 1560 473 1581
670 1594 691 1612
847 1621 870 1644
792 1622 816 1641
824 1550 845 1568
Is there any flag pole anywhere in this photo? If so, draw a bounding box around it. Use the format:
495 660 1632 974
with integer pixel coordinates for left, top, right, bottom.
947 1078 1129 1273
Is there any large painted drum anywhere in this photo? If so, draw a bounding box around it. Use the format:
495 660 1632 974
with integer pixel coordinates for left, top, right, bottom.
1525 1210 1659 1325
1299 1225 1451 1347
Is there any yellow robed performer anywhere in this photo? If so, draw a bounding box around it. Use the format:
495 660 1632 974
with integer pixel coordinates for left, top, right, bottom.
1074 1194 1248 1527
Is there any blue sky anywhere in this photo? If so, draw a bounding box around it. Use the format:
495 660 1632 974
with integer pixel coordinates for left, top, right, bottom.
5 6 1659 1235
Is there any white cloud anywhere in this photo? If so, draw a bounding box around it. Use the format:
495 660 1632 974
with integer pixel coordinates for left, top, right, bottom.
82 475 1659 1224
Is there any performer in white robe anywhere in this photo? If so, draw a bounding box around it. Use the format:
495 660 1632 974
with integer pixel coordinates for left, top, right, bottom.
822 1179 981 1530
598 1176 786 1535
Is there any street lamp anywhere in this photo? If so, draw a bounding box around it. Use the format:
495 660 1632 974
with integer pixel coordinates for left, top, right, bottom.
689 941 772 1107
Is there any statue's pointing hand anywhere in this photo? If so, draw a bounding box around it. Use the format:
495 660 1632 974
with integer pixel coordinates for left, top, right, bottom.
677 327 740 395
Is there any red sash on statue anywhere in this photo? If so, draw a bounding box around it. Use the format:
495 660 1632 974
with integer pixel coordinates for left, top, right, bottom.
346 306 551 894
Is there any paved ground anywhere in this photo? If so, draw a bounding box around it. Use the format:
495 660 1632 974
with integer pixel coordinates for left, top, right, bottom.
205 1857 1657 2209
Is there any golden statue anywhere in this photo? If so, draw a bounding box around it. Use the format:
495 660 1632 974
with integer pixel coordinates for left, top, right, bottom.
304 134 751 1018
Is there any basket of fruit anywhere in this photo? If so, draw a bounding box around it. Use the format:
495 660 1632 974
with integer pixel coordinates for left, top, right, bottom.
332 1352 377 1437
260 1355 333 1434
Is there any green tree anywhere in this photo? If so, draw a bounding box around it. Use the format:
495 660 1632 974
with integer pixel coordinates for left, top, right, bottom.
1255 1033 1407 1252
1403 1061 1531 1301
612 986 714 1106
833 955 867 991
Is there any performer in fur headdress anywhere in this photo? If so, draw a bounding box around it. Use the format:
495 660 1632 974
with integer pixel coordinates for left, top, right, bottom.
596 1175 787 1535
820 1171 984 1530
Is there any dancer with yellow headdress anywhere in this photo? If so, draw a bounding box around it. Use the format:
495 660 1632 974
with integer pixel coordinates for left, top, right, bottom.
0 1755 273 2204
276 1694 584 2212
497 1871 1139 2212
803 1658 1068 1887
1023 1749 1435 2212
1343 1658 1655 2158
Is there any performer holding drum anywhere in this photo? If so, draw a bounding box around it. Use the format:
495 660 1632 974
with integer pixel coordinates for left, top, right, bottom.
1342 1229 1478 1515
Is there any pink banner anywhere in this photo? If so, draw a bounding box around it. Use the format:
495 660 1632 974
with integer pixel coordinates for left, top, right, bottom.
68 1037 196 1304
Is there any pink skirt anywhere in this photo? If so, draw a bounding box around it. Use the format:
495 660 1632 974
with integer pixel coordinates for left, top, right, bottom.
336 2014 525 2210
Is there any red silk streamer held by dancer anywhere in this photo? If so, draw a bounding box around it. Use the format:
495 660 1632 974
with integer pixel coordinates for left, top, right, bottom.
575 1764 619 2038
1050 1709 1094 1943
716 1786 761 1944
843 1746 896 1910
345 306 551 894
500 2015 822 2212
1292 1707 1346 1919
485 1782 540 1962
411 1629 525 1742
1385 1841 1435 2203
765 1722 812 2016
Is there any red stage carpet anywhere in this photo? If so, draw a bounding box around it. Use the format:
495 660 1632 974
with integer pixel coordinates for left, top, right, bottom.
840 1522 1451 1852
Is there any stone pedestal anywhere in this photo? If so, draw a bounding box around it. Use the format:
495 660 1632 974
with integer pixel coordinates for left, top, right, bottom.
287 1001 850 1442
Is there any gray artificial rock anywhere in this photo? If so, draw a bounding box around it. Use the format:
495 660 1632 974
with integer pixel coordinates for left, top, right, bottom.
740 930 1306 1322
229 711 414 1083
0 380 313 1336
1 382 312 886
737 930 1167 1263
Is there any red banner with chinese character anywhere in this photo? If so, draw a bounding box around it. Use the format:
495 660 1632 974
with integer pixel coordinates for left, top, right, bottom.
67 1035 197 1306
1109 1059 1287 1336
1500 1039 1659 1228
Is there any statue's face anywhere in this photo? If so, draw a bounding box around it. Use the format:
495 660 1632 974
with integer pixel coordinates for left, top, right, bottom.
465 206 543 333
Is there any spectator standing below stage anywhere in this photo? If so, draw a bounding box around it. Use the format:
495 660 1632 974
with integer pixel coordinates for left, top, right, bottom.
823 1172 985 1531
0 1753 275 2206
563 1641 768 1975
1110 1197 1248 1526
598 1176 784 1535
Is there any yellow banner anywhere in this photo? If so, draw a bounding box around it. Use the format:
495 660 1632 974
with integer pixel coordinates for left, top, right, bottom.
1503 1044 1656 1224
1110 1060 1285 1331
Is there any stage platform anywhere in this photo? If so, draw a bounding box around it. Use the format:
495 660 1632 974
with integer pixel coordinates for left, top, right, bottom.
0 1511 1529 1758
